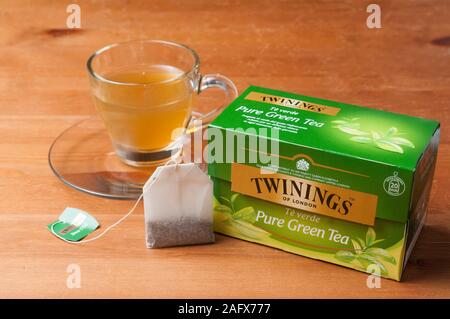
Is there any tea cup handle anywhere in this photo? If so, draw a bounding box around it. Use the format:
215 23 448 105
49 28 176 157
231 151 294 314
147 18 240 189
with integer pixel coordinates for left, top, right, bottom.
190 73 238 128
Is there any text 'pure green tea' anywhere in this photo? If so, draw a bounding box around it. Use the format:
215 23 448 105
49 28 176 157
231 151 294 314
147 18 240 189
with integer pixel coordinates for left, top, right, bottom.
207 86 440 281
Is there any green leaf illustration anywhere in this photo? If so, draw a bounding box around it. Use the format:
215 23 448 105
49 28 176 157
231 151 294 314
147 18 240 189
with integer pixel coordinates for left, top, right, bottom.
331 120 348 124
233 207 255 222
371 239 385 245
371 131 382 140
374 140 404 153
365 248 397 265
215 204 232 214
389 137 415 148
229 219 269 240
333 120 413 155
350 136 372 144
220 196 231 204
335 250 356 263
366 227 376 247
356 237 366 250
351 239 363 254
384 127 398 137
338 126 370 136
345 122 360 128
356 254 388 275
333 123 360 130
355 254 370 269
356 254 375 268
230 193 240 203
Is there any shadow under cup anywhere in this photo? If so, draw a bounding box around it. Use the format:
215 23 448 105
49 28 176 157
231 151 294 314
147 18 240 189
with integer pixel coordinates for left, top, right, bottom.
87 40 237 167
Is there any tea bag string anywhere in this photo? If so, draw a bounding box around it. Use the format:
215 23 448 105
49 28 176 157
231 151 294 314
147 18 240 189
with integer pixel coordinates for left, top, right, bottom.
50 158 179 244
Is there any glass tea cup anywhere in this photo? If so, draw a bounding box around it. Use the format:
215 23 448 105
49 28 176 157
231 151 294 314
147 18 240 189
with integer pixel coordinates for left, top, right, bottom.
87 40 237 166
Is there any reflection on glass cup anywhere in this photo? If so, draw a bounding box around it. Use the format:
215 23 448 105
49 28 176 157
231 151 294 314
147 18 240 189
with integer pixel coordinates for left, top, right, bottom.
87 40 237 166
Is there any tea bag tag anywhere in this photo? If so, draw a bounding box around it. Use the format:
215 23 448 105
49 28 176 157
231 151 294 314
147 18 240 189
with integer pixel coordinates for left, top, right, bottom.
48 208 100 242
47 159 180 244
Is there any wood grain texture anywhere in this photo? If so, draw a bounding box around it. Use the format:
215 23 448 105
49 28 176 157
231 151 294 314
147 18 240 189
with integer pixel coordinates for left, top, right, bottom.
0 0 449 298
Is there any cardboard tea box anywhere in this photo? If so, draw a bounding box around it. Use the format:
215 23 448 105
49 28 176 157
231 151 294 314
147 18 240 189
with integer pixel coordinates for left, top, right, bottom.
207 86 440 281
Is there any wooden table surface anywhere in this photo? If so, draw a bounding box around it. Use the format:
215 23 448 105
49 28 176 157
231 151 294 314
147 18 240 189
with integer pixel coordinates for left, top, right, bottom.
0 0 449 298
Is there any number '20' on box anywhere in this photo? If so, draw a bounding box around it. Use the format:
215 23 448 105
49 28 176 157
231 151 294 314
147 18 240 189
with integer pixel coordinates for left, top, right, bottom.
207 86 440 281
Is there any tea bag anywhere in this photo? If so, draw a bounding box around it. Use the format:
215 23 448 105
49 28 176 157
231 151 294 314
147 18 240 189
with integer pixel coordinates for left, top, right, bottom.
143 162 215 248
